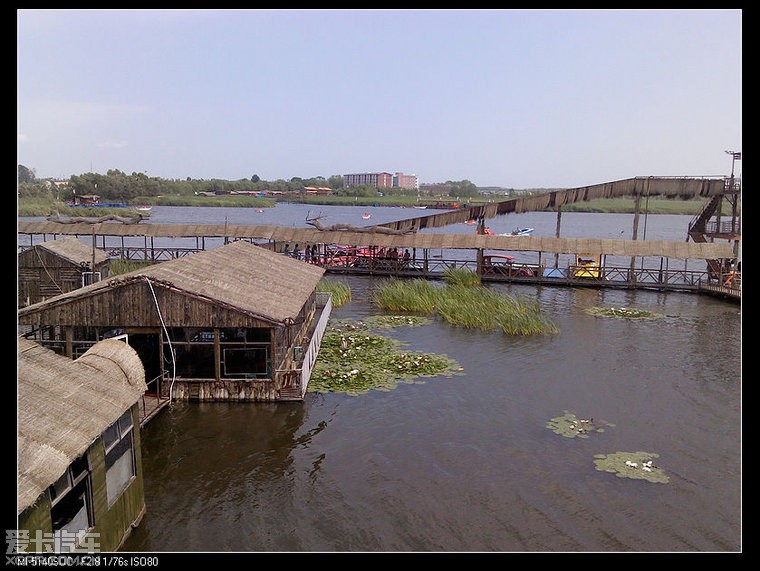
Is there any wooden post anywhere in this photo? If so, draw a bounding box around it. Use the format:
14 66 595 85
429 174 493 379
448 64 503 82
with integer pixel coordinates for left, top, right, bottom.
630 189 642 282
554 205 562 268
65 326 73 359
214 328 221 382
91 228 96 282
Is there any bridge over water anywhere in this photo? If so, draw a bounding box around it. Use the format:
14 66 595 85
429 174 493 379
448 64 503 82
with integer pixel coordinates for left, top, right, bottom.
17 176 740 301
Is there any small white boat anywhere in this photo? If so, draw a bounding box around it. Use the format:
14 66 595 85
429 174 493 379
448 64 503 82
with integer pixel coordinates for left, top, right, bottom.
413 205 428 209
362 213 371 220
510 227 534 236
136 205 152 212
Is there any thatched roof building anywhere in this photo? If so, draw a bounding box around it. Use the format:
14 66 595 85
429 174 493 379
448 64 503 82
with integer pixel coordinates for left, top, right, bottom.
17 338 146 515
20 239 324 325
17 337 148 552
18 236 110 308
30 236 109 267
18 241 333 402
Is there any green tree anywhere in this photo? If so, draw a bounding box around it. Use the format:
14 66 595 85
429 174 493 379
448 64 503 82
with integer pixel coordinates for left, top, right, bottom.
447 179 479 198
18 165 36 184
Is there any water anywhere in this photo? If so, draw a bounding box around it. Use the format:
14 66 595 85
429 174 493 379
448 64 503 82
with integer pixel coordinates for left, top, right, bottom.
19 206 742 552
122 281 740 552
19 203 710 271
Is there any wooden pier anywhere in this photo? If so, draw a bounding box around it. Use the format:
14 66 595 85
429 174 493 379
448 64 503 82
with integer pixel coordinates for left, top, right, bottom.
17 220 740 302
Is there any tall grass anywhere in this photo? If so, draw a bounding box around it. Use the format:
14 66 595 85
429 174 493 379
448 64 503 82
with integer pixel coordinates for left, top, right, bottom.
109 259 154 276
316 278 352 307
442 267 481 287
371 279 558 336
370 279 438 313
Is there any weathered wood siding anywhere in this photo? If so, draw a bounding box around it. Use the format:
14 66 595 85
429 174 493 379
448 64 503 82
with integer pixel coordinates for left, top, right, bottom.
15 406 145 553
17 281 277 330
170 379 281 401
18 248 109 308
88 406 145 552
17 495 53 546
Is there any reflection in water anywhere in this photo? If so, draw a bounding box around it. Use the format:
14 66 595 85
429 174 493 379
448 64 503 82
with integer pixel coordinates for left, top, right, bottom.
123 276 740 553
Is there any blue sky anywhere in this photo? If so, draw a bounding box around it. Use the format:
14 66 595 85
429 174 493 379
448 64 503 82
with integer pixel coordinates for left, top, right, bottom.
17 9 742 188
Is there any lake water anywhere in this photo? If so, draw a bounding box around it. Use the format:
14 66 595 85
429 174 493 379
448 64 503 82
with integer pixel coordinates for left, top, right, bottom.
19 205 742 553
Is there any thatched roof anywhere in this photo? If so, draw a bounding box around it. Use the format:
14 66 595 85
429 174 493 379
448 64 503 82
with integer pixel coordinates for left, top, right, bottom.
18 240 326 325
29 236 108 266
17 338 147 515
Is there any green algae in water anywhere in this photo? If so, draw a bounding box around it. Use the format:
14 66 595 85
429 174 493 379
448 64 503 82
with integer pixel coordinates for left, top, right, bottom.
308 329 461 396
546 411 612 439
363 314 431 329
593 451 669 484
588 306 664 319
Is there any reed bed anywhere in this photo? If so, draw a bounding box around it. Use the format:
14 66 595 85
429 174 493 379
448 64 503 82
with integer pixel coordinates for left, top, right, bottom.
316 278 352 307
371 278 558 336
109 259 154 276
442 267 481 287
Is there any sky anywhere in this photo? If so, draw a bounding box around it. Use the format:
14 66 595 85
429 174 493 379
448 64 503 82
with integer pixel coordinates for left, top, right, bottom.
17 9 742 188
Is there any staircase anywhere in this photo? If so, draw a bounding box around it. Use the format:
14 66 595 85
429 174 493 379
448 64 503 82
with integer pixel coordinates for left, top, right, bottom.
687 184 740 279
687 194 723 243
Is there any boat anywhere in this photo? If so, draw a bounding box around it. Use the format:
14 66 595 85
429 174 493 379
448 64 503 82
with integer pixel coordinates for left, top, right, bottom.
136 205 152 212
362 213 371 220
464 219 477 225
510 227 534 236
257 208 264 213
413 205 428 209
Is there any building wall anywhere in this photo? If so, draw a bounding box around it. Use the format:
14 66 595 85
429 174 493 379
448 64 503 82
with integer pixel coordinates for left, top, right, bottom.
18 281 275 330
393 172 418 190
88 406 145 552
343 172 394 188
16 405 145 553
18 281 325 402
17 249 110 308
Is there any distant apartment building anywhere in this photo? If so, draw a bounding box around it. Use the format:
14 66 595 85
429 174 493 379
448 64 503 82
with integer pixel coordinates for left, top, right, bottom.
392 172 418 190
343 172 393 188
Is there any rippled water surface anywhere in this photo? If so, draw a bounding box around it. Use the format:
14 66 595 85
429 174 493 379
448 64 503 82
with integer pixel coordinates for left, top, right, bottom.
121 266 741 552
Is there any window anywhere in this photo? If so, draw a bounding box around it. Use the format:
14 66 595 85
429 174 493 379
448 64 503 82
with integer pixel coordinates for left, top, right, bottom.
50 456 92 552
104 409 136 506
219 328 271 379
81 271 101 286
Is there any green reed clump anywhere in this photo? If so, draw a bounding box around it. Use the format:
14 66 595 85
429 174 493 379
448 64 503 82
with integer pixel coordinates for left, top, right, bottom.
442 267 481 287
372 279 557 336
316 278 352 307
109 259 154 276
369 279 438 313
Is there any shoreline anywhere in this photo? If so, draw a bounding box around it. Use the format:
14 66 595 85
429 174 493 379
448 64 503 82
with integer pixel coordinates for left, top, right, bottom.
17 195 709 218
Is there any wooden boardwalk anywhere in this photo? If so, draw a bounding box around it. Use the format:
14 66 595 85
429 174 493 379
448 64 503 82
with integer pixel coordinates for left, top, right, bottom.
17 214 740 303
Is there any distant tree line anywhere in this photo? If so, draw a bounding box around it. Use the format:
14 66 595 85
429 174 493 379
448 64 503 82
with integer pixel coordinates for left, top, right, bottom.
17 165 482 201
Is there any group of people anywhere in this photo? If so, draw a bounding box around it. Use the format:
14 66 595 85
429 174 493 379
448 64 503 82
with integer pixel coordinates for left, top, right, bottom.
373 247 411 262
282 243 320 263
281 243 414 269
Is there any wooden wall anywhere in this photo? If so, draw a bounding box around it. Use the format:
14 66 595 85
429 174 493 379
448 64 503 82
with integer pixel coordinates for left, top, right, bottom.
16 405 146 553
18 248 109 308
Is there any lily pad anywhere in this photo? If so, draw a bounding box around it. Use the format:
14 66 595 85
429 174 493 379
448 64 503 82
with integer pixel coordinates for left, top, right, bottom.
546 411 611 438
308 328 462 396
593 451 669 483
364 314 432 329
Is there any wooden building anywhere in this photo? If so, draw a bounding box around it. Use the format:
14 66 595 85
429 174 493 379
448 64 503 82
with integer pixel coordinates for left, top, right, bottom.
17 338 147 553
17 240 333 402
18 236 110 308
